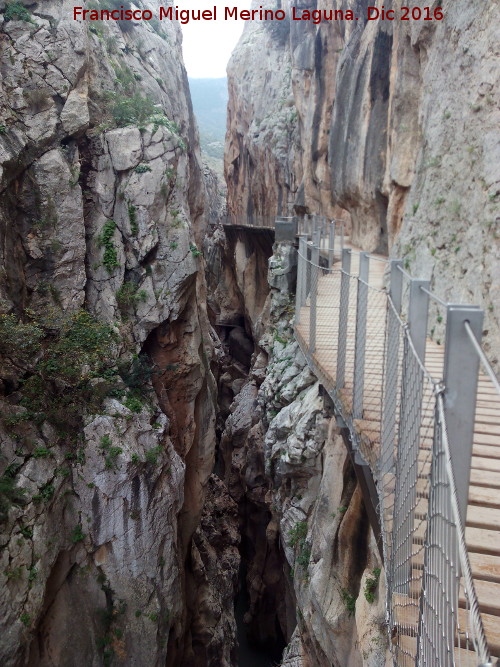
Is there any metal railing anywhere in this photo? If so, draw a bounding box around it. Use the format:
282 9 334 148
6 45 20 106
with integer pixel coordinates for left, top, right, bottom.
293 222 499 666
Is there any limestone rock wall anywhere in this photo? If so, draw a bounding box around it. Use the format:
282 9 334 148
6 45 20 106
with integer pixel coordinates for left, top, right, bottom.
209 239 388 665
0 2 220 664
225 0 499 359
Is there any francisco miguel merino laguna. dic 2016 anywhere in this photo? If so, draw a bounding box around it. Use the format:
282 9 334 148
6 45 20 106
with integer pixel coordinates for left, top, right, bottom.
73 5 445 24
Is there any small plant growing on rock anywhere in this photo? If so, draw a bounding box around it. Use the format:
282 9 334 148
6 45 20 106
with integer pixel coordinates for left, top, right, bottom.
69 165 80 187
288 521 311 573
364 568 381 603
4 1 35 23
32 482 54 504
4 566 23 580
20 613 31 627
98 220 120 273
32 446 51 458
100 435 123 470
0 466 27 522
127 203 138 235
124 394 143 413
341 588 357 616
134 164 152 174
145 446 162 465
71 524 85 543
116 282 147 310
19 525 33 539
109 92 157 127
189 243 202 258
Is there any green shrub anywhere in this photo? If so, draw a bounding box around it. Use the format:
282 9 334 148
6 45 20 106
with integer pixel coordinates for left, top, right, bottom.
364 568 381 603
341 588 357 616
288 521 311 573
296 543 311 569
0 468 26 522
98 220 120 273
20 613 31 627
4 1 35 23
189 243 202 258
19 525 33 538
117 354 155 390
116 282 147 310
13 310 118 434
288 521 307 547
134 164 152 174
32 447 51 458
104 447 122 470
32 482 54 504
100 435 122 470
124 395 143 413
127 204 138 235
145 446 162 465
71 524 85 543
0 124 7 134
0 314 44 362
111 61 136 92
109 92 157 127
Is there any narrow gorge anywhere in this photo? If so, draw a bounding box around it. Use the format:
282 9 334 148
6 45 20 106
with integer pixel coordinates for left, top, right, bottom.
0 1 498 666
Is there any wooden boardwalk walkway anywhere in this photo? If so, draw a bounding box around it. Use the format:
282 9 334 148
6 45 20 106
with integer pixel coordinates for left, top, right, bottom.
295 246 500 662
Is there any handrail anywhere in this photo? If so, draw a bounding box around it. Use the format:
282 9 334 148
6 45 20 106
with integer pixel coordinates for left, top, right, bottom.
465 321 500 395
420 285 450 308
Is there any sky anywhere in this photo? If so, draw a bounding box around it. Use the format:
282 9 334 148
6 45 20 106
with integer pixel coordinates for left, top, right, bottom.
180 0 252 78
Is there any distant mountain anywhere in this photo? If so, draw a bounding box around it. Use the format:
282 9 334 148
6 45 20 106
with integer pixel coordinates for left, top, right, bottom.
189 78 228 163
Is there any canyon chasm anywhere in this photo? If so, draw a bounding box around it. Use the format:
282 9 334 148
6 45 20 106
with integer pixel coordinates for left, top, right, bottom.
0 1 498 666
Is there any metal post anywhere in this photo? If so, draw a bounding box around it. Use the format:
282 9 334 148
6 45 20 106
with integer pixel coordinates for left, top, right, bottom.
328 221 335 269
392 278 430 593
295 235 308 325
408 280 430 363
305 241 311 298
381 260 403 473
310 230 320 354
353 253 369 419
336 249 351 389
442 306 483 524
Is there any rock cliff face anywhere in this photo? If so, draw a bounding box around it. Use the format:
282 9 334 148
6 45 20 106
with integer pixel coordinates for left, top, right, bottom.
0 1 221 664
206 237 388 665
226 0 499 359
